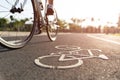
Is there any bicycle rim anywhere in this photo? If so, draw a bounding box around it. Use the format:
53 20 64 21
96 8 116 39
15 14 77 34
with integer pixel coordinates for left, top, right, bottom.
0 0 35 48
46 9 58 41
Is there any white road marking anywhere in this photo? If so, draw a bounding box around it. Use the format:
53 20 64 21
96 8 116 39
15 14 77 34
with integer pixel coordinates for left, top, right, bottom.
34 46 109 69
87 34 120 45
87 49 94 56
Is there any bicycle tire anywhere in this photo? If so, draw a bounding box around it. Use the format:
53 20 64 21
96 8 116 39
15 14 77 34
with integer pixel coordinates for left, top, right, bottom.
0 0 36 49
46 9 58 41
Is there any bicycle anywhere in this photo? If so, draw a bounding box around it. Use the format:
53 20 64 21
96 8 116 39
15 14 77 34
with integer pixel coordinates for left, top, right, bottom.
0 0 58 49
34 45 109 69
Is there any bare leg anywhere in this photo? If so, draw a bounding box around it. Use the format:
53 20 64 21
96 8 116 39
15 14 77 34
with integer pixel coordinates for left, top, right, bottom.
47 0 54 15
48 0 53 5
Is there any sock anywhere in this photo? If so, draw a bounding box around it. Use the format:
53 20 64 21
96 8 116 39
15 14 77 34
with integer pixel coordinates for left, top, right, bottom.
48 4 53 9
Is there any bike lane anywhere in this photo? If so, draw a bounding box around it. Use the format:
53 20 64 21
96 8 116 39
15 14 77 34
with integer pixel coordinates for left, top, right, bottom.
0 33 120 80
34 45 108 69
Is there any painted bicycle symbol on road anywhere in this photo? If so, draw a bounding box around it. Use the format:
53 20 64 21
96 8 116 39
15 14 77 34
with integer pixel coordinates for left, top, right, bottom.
34 45 108 69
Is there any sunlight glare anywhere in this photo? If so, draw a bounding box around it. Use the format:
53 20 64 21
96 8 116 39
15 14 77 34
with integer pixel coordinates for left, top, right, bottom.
54 0 120 26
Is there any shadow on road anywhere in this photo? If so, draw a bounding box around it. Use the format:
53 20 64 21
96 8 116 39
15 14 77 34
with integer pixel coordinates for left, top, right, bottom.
0 45 13 52
0 41 51 52
28 40 50 46
28 36 52 46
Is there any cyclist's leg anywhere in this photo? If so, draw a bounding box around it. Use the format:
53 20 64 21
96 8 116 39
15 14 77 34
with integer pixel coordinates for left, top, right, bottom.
47 0 54 15
46 0 58 41
48 0 53 4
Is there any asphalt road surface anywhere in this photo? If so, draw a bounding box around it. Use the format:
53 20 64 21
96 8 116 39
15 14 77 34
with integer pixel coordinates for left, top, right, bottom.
0 33 120 80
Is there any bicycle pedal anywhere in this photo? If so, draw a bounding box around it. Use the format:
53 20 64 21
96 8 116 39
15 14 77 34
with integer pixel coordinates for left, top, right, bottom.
34 29 42 35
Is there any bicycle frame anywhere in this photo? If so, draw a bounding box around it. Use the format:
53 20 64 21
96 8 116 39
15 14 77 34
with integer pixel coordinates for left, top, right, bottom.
33 0 48 34
32 0 58 41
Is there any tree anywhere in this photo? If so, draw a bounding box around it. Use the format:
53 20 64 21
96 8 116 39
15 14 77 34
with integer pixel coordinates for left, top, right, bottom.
71 18 85 25
0 18 8 30
8 16 30 31
57 19 68 29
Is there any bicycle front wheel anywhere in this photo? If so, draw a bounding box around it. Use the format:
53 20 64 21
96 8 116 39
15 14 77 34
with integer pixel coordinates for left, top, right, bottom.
0 0 35 49
46 9 58 41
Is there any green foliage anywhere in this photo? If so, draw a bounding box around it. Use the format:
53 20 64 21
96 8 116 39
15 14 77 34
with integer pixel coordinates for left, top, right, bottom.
0 18 8 27
57 19 68 29
69 23 82 32
0 17 32 31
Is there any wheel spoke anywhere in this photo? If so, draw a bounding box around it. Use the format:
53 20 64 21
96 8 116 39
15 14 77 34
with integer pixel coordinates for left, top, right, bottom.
0 0 35 49
14 0 19 7
5 0 13 6
22 0 27 8
0 4 9 10
0 11 9 12
2 13 11 18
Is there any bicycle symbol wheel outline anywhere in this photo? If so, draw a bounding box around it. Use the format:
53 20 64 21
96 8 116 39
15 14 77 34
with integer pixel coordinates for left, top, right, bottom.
34 53 83 69
34 45 108 69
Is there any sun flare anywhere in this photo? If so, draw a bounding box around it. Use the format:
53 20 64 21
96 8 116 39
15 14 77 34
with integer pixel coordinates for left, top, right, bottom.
54 0 120 26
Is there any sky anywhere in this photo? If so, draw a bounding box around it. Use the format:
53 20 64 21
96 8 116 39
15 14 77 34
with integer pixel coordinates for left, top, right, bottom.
54 0 120 24
1 0 120 27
